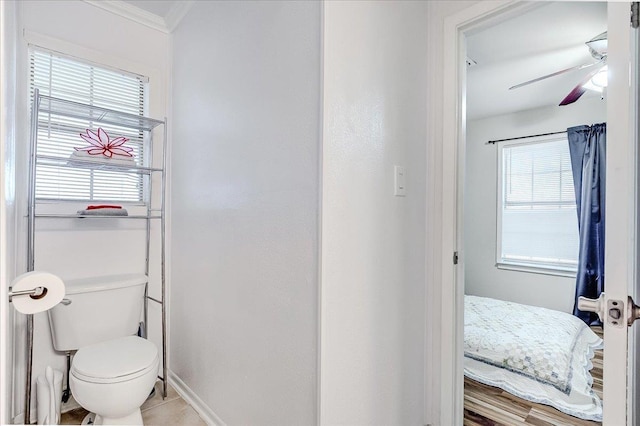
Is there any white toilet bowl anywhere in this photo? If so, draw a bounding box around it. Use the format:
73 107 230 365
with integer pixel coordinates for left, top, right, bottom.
70 335 159 425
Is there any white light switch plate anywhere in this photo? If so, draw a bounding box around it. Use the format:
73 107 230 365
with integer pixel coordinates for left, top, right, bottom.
394 165 406 196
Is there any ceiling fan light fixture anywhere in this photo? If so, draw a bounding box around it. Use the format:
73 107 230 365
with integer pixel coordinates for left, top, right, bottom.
591 65 608 87
585 32 608 59
582 65 608 93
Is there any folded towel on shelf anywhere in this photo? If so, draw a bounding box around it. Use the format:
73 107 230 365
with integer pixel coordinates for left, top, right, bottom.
77 207 129 216
68 150 137 167
86 204 123 210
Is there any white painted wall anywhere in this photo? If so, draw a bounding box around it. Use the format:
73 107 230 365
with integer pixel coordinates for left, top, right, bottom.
464 97 606 313
170 2 320 424
320 2 427 424
11 2 169 422
0 1 19 423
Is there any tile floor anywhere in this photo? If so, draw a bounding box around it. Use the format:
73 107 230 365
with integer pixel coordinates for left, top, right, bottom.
60 381 206 425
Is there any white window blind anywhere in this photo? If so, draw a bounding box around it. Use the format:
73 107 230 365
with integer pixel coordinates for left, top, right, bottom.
30 47 148 202
497 137 579 273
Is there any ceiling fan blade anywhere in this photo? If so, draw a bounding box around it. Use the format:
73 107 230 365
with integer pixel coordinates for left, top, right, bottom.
558 85 588 106
559 65 605 106
509 61 600 90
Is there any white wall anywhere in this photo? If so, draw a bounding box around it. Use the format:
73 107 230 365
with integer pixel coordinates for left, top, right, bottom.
170 2 320 424
464 97 606 313
12 2 169 422
320 2 427 424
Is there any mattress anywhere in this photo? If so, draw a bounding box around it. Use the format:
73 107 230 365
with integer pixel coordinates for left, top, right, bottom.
464 295 603 421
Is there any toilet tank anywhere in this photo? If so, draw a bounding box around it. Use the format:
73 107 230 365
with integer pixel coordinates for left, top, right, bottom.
48 274 148 352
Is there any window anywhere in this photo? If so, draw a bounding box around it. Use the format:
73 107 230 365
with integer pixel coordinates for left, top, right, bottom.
30 47 148 202
497 136 579 274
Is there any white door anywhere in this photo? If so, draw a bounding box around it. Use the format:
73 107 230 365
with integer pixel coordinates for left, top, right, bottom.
586 2 639 425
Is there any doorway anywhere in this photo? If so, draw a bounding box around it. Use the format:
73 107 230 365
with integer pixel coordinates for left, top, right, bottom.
436 1 639 425
462 3 607 423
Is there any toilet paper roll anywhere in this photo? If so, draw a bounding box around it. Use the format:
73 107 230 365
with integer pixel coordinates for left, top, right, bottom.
10 271 65 314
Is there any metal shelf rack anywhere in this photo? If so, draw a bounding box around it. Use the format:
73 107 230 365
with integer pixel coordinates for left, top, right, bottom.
24 89 168 422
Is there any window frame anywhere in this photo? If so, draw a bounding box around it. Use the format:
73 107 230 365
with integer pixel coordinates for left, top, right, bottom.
495 134 579 277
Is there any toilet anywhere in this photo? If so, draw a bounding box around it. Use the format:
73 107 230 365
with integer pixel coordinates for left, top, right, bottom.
48 274 159 425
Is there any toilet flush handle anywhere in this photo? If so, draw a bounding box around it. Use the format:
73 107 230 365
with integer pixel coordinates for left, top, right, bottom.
60 299 71 306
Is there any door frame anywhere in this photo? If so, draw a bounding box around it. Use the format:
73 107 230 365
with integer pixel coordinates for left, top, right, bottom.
605 2 636 425
632 10 640 426
0 0 16 423
438 1 636 425
438 2 524 424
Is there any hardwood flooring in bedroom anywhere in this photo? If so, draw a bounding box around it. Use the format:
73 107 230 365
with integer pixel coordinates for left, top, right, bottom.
464 326 603 426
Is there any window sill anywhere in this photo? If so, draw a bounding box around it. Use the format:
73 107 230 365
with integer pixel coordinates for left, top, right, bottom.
496 262 577 278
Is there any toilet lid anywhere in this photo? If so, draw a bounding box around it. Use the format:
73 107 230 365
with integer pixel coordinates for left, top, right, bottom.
72 336 158 384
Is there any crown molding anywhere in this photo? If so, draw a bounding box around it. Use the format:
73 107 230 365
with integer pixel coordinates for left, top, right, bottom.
165 1 194 32
82 0 193 33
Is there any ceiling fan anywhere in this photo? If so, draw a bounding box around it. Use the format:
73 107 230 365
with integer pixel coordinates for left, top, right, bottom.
509 31 608 106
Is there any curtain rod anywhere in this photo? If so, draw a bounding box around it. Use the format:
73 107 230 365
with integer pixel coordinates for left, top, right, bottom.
486 130 567 145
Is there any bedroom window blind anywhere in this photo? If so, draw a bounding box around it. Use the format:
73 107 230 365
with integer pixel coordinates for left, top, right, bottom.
30 47 148 202
497 136 579 273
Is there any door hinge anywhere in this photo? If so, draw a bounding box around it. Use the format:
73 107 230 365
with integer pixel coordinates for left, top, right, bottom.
453 251 459 265
632 2 639 29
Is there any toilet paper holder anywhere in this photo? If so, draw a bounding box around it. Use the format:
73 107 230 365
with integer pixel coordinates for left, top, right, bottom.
8 285 48 302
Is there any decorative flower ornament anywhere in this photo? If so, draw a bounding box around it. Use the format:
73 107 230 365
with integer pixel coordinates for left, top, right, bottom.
76 128 133 158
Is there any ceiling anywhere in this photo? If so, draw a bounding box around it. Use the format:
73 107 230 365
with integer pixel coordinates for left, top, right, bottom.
466 2 607 120
121 1 606 120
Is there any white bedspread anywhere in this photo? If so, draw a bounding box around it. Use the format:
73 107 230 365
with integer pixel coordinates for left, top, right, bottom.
464 295 603 421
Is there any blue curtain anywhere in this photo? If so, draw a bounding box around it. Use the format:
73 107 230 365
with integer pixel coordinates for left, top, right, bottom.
568 123 606 325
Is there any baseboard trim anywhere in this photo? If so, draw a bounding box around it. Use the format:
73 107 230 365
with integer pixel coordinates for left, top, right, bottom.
168 370 225 426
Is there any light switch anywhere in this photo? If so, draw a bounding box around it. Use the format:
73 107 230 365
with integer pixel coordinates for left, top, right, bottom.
394 165 406 196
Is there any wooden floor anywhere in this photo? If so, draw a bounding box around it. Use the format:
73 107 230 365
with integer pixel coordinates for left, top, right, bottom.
464 326 603 426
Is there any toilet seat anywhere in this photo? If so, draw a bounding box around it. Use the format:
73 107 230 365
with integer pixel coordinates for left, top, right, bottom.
72 336 159 384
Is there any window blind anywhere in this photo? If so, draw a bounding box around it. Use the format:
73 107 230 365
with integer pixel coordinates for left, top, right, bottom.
498 138 579 271
30 47 147 202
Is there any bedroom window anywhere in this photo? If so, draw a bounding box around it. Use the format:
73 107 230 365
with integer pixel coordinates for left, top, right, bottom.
497 135 579 275
30 47 148 202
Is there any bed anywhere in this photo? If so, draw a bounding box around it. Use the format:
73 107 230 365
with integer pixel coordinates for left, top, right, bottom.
464 295 603 422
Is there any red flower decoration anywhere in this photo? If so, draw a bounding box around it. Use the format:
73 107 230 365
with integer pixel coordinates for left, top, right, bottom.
76 128 133 158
